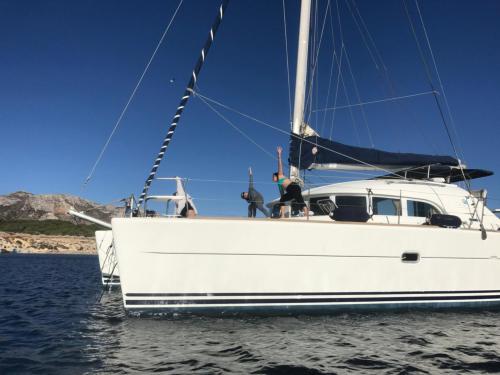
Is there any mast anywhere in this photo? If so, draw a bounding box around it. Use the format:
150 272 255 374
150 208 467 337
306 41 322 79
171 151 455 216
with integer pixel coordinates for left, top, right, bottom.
290 0 312 180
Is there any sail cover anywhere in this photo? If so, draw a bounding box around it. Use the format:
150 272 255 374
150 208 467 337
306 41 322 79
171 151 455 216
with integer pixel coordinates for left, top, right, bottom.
289 135 459 171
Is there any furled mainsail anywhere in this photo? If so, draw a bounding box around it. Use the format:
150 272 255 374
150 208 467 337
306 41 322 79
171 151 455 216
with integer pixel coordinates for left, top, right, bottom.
289 135 459 171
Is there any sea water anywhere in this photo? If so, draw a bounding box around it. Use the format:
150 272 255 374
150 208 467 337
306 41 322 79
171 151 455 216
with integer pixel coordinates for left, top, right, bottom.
1 254 500 374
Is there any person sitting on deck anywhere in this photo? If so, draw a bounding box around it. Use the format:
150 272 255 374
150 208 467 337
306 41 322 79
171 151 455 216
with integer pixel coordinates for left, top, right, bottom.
241 167 269 218
273 146 308 218
173 177 197 218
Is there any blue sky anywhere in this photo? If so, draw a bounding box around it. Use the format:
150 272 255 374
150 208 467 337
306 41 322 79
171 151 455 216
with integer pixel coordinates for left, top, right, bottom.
1 0 499 216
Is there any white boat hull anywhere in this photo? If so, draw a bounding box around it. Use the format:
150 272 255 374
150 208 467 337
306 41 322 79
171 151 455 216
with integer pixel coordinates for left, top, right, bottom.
95 230 120 286
112 217 500 314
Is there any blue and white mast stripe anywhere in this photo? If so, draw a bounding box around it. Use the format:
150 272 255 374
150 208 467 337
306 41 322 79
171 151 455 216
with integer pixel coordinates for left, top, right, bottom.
138 0 229 206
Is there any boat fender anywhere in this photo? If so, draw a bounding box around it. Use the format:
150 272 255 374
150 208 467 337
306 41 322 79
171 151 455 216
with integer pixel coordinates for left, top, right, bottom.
428 214 462 228
329 207 370 222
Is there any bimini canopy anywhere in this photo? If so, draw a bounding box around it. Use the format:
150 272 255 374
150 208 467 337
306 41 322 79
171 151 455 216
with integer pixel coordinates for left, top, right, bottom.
289 135 459 171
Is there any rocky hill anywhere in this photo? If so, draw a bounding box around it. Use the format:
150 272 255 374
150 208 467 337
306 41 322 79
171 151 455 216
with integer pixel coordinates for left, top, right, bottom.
0 191 122 224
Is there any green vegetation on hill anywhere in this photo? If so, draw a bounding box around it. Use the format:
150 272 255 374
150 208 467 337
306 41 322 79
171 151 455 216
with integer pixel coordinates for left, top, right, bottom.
0 220 103 237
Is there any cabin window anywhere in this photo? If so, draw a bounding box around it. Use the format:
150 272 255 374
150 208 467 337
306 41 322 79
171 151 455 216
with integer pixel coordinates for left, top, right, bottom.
407 200 440 217
373 197 401 216
309 196 333 216
335 196 367 210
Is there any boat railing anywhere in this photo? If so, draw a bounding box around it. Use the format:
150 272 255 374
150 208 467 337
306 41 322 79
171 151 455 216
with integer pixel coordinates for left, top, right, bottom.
141 177 191 218
143 195 185 218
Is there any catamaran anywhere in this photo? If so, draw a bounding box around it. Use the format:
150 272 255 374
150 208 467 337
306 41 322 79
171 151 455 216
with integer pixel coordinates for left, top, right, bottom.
70 177 197 288
95 230 119 286
103 0 500 314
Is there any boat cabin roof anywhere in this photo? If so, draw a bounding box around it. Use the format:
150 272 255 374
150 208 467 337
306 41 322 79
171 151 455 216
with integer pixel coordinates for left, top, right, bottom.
302 178 459 198
275 178 499 230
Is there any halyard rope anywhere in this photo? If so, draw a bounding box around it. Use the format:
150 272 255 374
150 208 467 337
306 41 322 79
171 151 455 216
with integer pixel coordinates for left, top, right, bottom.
137 0 230 207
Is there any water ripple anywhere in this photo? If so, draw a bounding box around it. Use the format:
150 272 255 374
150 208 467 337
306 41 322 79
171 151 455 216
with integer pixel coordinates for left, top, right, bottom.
2 254 500 374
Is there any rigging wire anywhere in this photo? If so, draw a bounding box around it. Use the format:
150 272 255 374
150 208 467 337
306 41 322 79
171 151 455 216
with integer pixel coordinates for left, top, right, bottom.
328 11 343 141
345 0 419 150
336 46 361 145
414 0 465 160
343 0 380 70
342 45 374 147
307 0 318 126
304 0 331 125
183 177 276 185
83 0 184 187
331 0 361 145
315 90 437 112
195 93 277 160
345 0 439 153
350 0 387 71
402 0 470 190
185 190 500 203
281 0 293 126
319 4 336 136
146 175 500 206
192 90 407 178
309 171 382 178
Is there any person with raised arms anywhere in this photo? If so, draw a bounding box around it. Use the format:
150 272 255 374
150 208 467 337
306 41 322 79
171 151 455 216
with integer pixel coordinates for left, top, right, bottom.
241 167 269 218
272 146 308 218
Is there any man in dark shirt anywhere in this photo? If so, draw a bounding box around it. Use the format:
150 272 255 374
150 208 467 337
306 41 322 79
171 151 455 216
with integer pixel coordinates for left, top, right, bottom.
241 167 269 218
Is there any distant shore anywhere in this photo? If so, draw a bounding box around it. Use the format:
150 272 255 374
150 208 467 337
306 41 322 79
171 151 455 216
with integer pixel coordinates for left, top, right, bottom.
0 231 96 255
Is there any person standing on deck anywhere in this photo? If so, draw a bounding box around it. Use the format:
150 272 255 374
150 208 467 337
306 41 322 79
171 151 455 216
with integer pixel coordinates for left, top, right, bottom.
241 167 269 218
273 146 308 218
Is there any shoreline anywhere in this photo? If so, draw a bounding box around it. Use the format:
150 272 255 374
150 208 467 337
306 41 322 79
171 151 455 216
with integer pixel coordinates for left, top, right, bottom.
2 251 97 256
0 231 96 255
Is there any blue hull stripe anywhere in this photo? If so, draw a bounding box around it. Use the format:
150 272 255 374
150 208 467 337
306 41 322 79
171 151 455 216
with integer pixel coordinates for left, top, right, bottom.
125 290 500 298
125 294 500 306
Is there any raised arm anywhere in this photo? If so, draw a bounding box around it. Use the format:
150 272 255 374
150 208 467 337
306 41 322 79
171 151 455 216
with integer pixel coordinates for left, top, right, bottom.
277 146 284 176
175 177 186 196
248 167 254 189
